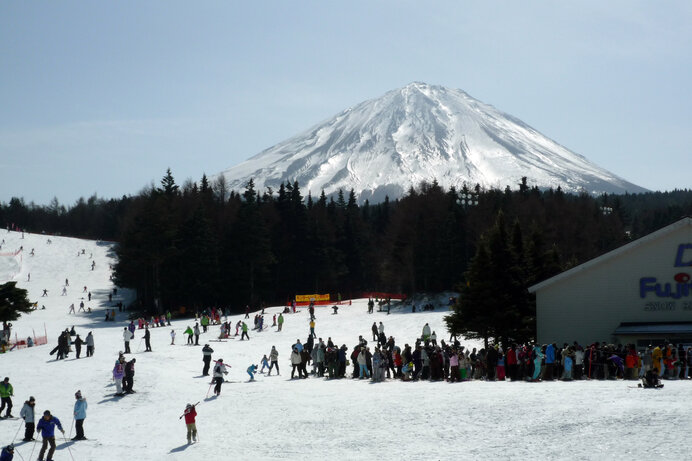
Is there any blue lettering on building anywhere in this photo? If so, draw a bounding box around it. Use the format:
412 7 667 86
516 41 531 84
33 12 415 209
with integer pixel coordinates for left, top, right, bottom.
675 244 692 267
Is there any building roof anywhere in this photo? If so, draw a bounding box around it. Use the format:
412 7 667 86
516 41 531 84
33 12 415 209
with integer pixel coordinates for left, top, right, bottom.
529 216 692 293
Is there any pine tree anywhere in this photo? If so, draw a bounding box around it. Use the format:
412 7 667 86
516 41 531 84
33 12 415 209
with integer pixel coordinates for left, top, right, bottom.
0 282 33 322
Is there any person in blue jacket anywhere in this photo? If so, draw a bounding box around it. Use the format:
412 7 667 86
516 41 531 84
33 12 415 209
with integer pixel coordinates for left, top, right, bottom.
36 410 64 461
544 343 555 380
247 364 258 381
532 345 545 381
73 390 87 440
0 444 14 461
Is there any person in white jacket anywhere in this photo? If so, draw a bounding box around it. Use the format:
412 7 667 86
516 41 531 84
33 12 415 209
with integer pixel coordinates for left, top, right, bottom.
19 396 36 441
213 359 228 396
123 327 132 354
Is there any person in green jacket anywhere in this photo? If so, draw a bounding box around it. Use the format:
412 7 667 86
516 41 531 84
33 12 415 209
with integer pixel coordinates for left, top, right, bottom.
0 377 14 418
200 315 209 333
241 322 249 340
166 311 172 326
184 326 194 345
277 313 284 332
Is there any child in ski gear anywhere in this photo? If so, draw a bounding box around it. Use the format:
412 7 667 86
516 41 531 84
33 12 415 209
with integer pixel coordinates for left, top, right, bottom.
20 396 35 441
36 410 64 461
113 358 125 395
0 377 13 418
73 390 87 440
213 359 228 395
124 358 136 393
170 329 176 345
0 444 13 461
183 404 197 443
260 355 269 373
247 364 258 381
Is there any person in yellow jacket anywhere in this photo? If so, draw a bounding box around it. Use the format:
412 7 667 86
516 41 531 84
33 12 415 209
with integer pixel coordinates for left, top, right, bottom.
652 345 663 376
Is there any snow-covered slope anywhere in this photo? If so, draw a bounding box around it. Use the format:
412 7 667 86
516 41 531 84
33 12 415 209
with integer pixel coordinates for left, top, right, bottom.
220 82 646 202
2 231 691 461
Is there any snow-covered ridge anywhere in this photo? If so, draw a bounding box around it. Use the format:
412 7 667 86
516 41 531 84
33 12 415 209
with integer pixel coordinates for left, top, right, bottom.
219 82 647 202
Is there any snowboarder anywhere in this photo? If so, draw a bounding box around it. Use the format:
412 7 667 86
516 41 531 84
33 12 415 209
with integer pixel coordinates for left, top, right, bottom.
0 377 13 418
123 327 131 353
202 344 214 376
183 403 197 444
19 396 36 441
213 359 228 396
36 410 64 461
247 364 258 381
72 390 87 440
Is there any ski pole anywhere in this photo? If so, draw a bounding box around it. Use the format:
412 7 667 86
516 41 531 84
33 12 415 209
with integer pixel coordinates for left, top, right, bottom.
63 432 76 461
29 434 39 461
11 418 23 443
205 382 214 399
68 415 74 439
136 337 144 352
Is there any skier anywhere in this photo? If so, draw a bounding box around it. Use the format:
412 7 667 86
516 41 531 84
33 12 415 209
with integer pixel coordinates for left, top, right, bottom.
309 319 316 338
113 358 125 396
0 444 13 461
371 322 378 342
202 344 214 376
247 364 258 381
85 331 95 357
36 410 64 461
72 390 87 440
268 346 279 376
184 326 194 345
183 403 197 444
74 334 83 359
124 358 136 393
422 323 431 341
277 313 284 331
0 377 13 418
259 354 270 373
240 322 249 340
143 325 151 352
123 327 132 354
194 323 200 346
19 396 36 441
213 359 228 396
68 303 75 314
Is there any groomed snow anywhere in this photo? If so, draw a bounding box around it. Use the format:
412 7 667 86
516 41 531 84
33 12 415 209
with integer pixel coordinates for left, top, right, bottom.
1 230 690 461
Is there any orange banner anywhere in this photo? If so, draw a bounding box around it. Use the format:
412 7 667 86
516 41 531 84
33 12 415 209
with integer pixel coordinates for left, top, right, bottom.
295 293 330 303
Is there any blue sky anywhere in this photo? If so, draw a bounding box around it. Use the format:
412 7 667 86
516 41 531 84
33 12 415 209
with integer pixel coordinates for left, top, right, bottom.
1 1 690 205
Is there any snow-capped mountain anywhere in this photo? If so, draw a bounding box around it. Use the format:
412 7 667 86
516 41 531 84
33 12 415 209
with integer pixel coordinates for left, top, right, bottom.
220 82 646 202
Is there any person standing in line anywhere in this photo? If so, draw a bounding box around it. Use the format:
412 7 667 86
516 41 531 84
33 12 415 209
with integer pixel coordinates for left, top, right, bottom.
0 377 13 418
194 323 200 346
72 390 87 440
213 359 228 396
36 410 64 461
183 404 197 444
202 344 214 376
85 332 94 357
268 346 279 376
19 396 36 441
123 327 131 354
74 334 83 359
143 325 151 352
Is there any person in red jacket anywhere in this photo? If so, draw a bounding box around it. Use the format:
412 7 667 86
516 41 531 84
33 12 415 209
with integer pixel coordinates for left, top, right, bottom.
183 404 197 444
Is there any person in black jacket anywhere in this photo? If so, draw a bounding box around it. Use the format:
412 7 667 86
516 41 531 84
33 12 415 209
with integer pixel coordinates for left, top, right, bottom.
74 334 83 359
124 358 136 393
144 326 151 352
202 345 214 376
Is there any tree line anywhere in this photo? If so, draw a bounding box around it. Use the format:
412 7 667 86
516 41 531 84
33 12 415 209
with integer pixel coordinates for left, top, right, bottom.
2 171 692 325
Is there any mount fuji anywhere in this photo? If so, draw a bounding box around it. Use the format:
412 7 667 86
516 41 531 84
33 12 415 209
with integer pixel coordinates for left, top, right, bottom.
219 82 646 202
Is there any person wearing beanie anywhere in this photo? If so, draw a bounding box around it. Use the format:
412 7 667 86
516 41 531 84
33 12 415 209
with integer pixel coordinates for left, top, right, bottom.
0 444 14 461
183 403 197 444
73 390 87 440
36 410 64 461
0 377 13 418
19 396 36 441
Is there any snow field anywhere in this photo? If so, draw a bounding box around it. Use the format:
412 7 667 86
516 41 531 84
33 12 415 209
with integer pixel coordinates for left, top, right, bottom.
1 230 691 460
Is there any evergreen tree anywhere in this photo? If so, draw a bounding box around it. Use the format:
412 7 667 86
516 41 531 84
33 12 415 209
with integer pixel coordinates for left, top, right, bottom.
0 282 33 322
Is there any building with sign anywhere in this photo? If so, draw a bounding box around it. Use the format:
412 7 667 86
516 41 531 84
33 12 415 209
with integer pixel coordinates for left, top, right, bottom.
529 217 692 347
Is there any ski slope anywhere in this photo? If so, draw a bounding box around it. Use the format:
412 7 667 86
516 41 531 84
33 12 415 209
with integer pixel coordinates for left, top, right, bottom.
1 230 691 460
